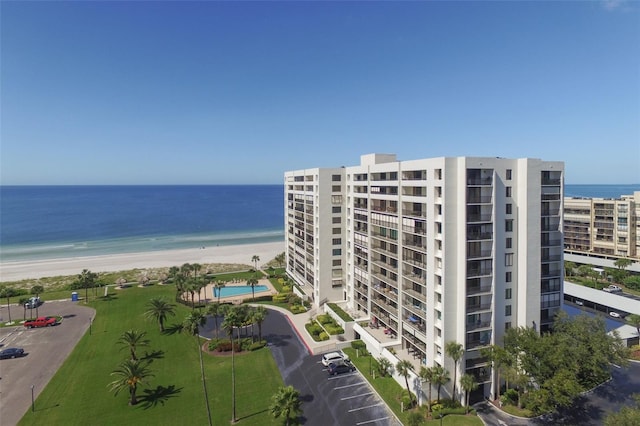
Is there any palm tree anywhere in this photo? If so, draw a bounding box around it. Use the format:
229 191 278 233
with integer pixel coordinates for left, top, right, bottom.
31 285 44 317
251 255 260 271
396 359 415 407
186 278 198 309
207 303 222 338
247 276 259 301
445 341 464 401
275 252 285 268
215 280 226 305
252 306 268 341
78 269 97 303
108 359 154 406
460 374 479 414
117 330 150 361
222 306 242 423
614 258 632 273
144 297 176 332
19 297 29 321
481 344 510 402
419 366 436 417
181 263 193 277
270 385 302 426
0 286 16 323
192 263 202 278
432 365 450 402
182 310 212 426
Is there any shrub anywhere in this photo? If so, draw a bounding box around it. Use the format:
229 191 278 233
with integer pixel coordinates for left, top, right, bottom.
249 340 267 351
308 323 323 335
325 324 344 335
318 331 329 341
351 340 366 350
317 314 333 325
272 293 288 303
281 285 292 293
215 340 240 352
623 275 640 291
287 293 301 305
431 403 444 412
501 388 519 406
290 304 306 314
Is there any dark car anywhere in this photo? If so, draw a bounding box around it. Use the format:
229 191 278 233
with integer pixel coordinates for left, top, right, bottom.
0 348 25 359
327 360 356 376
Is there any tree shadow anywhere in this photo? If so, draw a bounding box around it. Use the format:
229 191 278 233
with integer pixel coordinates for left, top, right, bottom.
236 408 269 421
137 385 182 409
99 294 118 302
140 349 164 362
62 314 76 318
162 323 183 335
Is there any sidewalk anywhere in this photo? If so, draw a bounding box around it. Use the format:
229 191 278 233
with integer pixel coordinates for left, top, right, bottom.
249 303 340 356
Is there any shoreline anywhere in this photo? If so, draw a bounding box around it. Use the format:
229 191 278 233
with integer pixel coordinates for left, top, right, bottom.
0 241 285 282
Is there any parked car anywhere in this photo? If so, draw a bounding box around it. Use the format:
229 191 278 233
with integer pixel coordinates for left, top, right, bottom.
603 285 622 293
609 311 621 318
0 348 25 359
575 299 584 306
327 360 356 376
321 350 349 367
25 297 42 309
24 316 58 328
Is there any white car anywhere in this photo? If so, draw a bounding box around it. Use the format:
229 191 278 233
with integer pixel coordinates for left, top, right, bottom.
321 351 349 367
25 297 41 309
603 285 622 293
609 311 621 318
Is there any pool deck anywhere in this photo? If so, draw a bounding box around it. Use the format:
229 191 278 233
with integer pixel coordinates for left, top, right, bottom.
198 278 278 305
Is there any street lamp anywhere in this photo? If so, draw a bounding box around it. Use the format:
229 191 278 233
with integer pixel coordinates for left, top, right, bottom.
31 384 35 412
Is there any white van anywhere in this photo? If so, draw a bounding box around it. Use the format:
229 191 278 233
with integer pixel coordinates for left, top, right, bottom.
321 351 349 367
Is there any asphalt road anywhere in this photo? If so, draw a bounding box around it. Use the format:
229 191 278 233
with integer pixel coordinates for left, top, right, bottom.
0 301 95 426
200 309 400 425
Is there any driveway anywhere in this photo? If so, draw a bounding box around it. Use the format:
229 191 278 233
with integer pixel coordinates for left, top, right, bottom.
200 308 400 425
0 301 94 426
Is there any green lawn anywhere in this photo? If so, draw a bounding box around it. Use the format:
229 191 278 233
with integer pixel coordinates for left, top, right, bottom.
343 348 483 426
18 285 283 425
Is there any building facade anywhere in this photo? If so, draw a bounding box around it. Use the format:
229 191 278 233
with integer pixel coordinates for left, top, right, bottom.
564 192 640 261
285 154 564 401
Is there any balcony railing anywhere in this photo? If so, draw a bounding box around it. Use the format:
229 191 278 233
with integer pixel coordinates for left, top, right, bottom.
467 196 493 204
467 214 492 223
466 303 491 314
467 267 493 278
467 249 492 259
466 320 491 331
466 285 492 295
467 232 493 241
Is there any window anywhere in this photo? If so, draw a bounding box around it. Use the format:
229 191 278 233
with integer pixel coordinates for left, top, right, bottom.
332 249 342 256
505 253 513 266
506 271 512 283
435 169 442 180
436 310 442 320
506 169 512 180
332 174 341 181
506 186 512 197
332 259 342 266
506 237 512 249
505 288 512 299
332 217 341 224
506 203 512 214
505 322 512 331
332 206 341 213
332 227 341 234
332 185 341 192
332 238 342 245
505 219 513 232
505 305 512 316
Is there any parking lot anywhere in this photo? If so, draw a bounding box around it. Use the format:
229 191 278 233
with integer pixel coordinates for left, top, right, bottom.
261 311 400 425
0 301 94 426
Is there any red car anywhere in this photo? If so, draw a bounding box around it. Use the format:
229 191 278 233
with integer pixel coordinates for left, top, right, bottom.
24 316 58 328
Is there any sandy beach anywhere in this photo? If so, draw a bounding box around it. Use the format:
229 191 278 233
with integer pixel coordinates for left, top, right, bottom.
0 241 285 282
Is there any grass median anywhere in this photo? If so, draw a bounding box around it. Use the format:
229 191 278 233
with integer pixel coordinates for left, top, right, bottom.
18 284 283 425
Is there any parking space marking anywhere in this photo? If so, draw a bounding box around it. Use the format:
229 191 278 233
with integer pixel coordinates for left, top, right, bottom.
348 403 384 413
341 391 374 401
356 416 390 425
328 372 358 380
334 381 368 390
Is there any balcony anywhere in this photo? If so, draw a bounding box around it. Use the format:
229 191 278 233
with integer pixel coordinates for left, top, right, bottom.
466 320 491 331
467 267 492 278
466 284 492 296
466 303 491 314
467 249 492 260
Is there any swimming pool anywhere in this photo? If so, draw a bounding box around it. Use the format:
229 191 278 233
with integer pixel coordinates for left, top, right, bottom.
213 285 269 298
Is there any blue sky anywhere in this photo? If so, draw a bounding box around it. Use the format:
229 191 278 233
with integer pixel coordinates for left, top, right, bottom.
1 1 638 185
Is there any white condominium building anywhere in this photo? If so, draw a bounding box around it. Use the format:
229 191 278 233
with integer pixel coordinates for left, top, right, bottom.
285 153 564 401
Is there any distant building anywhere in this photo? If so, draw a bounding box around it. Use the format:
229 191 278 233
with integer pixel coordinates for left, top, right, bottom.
564 192 640 261
285 154 564 402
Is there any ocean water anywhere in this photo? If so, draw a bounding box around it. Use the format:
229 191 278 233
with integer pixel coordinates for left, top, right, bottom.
0 185 284 262
1 184 637 263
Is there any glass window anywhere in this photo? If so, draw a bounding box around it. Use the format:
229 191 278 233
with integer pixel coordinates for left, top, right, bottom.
505 305 512 316
506 186 512 197
505 253 513 266
505 288 512 299
506 169 512 180
506 219 513 232
506 237 512 249
506 203 512 214
506 271 512 283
